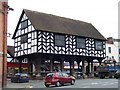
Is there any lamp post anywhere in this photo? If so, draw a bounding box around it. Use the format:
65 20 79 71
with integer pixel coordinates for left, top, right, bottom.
113 59 116 73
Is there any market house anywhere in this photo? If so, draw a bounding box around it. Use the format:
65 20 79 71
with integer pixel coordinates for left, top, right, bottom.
12 9 106 78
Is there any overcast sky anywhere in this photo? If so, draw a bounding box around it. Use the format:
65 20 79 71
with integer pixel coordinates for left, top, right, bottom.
7 0 119 46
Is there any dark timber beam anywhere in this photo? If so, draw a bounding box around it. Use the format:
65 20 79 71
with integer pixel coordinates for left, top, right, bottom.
19 59 22 73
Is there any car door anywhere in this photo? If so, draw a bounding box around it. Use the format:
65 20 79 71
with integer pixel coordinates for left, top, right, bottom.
62 73 71 83
57 72 65 84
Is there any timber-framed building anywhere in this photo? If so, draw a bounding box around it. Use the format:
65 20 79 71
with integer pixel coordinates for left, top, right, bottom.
12 9 106 77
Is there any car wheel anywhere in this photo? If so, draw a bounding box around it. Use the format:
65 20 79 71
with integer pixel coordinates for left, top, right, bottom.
71 80 75 85
45 85 49 87
27 80 29 82
56 81 60 87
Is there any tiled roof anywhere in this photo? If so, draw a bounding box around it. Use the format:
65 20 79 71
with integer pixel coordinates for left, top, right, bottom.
13 9 106 40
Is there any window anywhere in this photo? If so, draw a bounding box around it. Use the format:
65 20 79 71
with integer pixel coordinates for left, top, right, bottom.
62 73 69 77
108 47 111 53
21 34 28 44
47 73 54 77
112 56 114 59
57 73 63 77
76 38 85 49
95 41 103 50
55 34 65 46
119 49 120 54
21 20 28 29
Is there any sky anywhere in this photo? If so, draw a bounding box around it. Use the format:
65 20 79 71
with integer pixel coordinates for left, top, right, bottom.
7 0 119 46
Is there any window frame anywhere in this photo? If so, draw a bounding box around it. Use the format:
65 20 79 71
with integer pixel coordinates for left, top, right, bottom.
119 48 120 54
108 47 111 53
54 34 65 47
21 19 28 30
76 37 86 49
95 40 103 50
21 34 28 44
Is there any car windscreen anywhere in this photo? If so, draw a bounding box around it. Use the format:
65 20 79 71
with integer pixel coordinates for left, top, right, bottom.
46 73 54 77
15 73 20 75
21 74 28 77
117 70 120 73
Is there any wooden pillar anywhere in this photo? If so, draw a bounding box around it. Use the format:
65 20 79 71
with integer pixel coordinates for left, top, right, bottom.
28 59 30 74
60 58 64 72
37 59 41 76
34 58 41 77
82 60 86 79
90 60 94 77
19 59 22 73
76 60 81 72
28 59 33 75
98 59 102 65
72 60 75 76
50 58 53 72
69 60 72 75
69 59 74 76
88 61 90 77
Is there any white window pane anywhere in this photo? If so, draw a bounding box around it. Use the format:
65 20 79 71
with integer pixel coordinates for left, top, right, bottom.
28 20 31 25
28 49 31 54
25 28 27 33
28 33 31 38
28 38 31 42
28 26 31 32
28 44 31 48
32 26 35 31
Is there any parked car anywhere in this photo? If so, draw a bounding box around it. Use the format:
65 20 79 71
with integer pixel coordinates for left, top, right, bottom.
74 72 83 79
114 70 120 79
11 73 30 83
44 72 75 87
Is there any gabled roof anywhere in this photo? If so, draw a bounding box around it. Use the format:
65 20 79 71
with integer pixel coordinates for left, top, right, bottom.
7 46 14 58
13 9 106 40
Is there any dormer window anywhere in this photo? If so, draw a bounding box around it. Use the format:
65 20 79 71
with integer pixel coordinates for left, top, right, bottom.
55 34 65 47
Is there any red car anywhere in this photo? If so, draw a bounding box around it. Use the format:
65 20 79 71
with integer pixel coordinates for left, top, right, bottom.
44 72 75 87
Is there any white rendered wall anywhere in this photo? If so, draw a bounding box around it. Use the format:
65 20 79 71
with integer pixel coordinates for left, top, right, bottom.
106 41 119 62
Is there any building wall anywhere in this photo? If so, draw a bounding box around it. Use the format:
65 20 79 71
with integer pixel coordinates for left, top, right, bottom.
14 13 106 59
106 38 119 62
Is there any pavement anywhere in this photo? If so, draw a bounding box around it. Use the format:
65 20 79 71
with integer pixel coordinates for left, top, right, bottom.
1 79 43 90
0 78 119 89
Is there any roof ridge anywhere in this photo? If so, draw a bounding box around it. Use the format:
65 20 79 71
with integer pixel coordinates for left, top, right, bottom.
23 9 91 25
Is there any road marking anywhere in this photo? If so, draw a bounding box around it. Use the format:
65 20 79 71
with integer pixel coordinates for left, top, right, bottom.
103 82 118 86
25 85 33 88
82 86 90 88
91 82 98 85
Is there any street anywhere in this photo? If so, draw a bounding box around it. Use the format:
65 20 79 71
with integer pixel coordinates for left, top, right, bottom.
5 78 118 88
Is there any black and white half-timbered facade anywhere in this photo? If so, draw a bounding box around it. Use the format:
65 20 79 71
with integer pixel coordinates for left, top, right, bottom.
12 9 106 77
